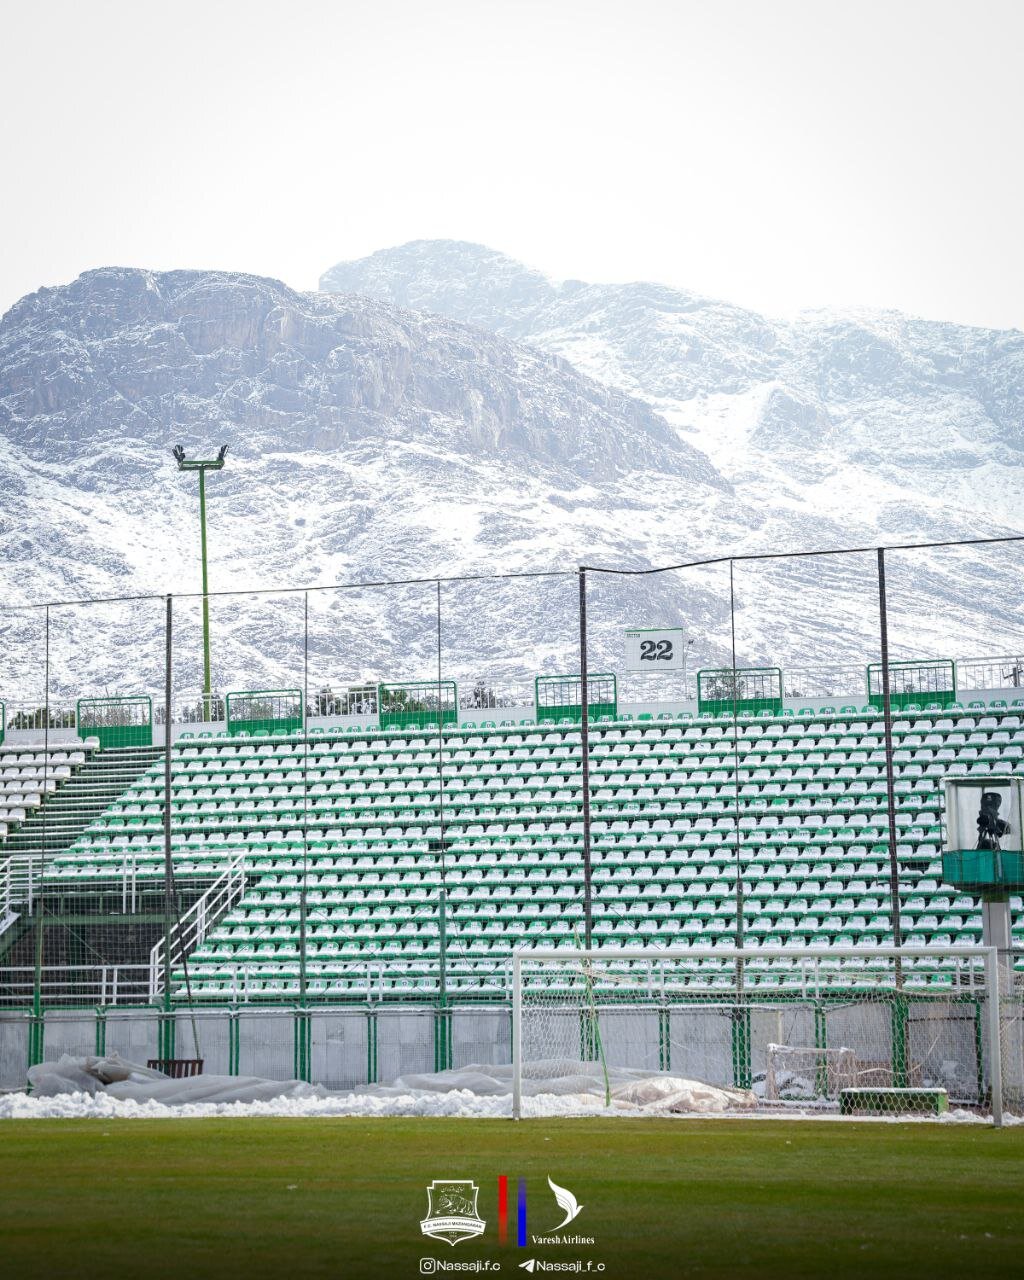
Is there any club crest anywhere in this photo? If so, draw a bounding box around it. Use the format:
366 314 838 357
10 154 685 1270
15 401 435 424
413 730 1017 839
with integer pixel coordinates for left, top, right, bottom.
419 1180 486 1246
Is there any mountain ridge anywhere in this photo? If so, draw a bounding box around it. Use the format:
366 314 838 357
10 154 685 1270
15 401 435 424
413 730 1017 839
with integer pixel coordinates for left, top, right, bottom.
0 265 731 703
321 240 1024 534
0 249 1021 709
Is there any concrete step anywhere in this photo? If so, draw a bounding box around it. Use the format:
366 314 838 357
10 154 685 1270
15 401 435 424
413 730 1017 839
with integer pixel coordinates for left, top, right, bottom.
2 747 166 861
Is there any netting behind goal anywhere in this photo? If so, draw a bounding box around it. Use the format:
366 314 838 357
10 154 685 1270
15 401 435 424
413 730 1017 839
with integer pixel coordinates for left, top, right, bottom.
512 946 1013 1121
764 1045 858 1101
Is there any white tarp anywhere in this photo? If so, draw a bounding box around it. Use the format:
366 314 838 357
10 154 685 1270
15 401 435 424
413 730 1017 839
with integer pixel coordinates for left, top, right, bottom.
5 1053 758 1118
26 1053 329 1105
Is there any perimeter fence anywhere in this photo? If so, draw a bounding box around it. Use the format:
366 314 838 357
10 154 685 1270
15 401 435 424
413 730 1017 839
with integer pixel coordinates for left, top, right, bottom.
0 536 1022 1106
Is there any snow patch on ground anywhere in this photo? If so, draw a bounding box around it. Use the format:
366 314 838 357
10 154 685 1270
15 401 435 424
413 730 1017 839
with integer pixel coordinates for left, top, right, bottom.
1 1090 1016 1123
1 1055 1017 1123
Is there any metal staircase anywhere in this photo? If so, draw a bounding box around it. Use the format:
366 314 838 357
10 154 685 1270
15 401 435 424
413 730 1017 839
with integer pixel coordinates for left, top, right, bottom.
149 855 249 999
0 746 165 959
0 746 235 1005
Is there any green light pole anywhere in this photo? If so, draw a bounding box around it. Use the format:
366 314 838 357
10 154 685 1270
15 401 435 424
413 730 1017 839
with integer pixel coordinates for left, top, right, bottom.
173 444 227 721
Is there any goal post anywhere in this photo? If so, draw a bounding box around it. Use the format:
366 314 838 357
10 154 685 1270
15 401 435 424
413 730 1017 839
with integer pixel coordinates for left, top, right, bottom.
511 945 1006 1124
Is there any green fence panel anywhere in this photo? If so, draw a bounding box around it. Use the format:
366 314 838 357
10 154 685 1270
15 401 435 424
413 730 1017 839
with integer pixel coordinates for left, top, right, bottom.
867 658 956 710
535 673 617 724
76 696 153 749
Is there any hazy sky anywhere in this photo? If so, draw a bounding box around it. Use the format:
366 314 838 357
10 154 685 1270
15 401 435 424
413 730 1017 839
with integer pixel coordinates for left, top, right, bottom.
2 0 1021 329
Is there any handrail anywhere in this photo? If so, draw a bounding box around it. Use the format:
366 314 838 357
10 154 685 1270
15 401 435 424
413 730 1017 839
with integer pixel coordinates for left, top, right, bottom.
149 855 249 998
0 861 17 936
2 853 42 916
0 964 151 1005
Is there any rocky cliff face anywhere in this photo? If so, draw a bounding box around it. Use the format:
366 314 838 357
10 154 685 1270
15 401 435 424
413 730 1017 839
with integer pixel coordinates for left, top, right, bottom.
3 267 716 479
322 240 1024 529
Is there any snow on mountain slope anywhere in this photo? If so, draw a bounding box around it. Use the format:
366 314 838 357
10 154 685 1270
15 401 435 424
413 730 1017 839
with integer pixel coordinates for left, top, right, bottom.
321 241 1024 528
0 267 734 702
322 240 1024 666
1 250 1021 709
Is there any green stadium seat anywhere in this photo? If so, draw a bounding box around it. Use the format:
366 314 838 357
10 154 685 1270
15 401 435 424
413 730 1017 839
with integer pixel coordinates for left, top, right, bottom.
25 694 1020 1004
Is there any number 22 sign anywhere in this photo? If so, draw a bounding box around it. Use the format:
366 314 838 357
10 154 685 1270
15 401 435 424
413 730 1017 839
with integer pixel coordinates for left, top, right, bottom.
625 628 686 672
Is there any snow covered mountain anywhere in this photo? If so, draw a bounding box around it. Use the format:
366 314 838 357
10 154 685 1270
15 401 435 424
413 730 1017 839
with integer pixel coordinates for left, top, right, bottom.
322 241 1024 655
322 241 1024 532
0 267 728 704
0 248 1020 710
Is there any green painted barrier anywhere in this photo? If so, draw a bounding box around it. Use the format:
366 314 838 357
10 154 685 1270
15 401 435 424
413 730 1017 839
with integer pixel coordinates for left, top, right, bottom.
840 1088 948 1116
77 696 153 749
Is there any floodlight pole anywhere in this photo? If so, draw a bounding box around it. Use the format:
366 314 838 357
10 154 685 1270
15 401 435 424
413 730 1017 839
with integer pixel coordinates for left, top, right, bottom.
729 561 745 957
877 545 906 1088
198 467 212 719
876 548 904 954
173 446 227 721
579 568 593 950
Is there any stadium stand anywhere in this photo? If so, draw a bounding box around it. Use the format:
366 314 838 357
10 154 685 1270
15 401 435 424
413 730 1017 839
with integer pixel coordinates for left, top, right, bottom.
1 744 157 856
0 743 94 846
6 689 1021 1003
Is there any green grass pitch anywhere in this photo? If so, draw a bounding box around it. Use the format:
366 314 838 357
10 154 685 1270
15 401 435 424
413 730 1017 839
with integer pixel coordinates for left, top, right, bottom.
1 1118 1021 1279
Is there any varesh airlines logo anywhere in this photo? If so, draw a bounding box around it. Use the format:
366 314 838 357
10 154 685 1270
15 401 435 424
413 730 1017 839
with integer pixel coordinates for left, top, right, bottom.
547 1178 584 1232
527 1178 594 1247
419 1180 486 1246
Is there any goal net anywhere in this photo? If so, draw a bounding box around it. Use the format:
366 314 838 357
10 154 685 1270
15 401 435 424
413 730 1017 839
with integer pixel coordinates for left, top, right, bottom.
764 1044 858 1102
512 945 1010 1121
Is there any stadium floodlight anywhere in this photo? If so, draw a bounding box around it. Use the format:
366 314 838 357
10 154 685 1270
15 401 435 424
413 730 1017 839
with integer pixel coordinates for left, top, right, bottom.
173 444 228 722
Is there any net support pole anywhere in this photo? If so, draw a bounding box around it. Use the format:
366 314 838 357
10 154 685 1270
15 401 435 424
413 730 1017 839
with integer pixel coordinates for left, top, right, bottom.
728 563 750 1083
985 945 1004 1127
578 567 593 950
162 594 174 1024
729 561 745 962
437 887 448 1073
435 580 447 854
299 592 309 1014
438 887 448 1008
434 579 450 1021
30 606 50 1060
876 549 904 955
292 593 311 1080
511 951 523 1121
